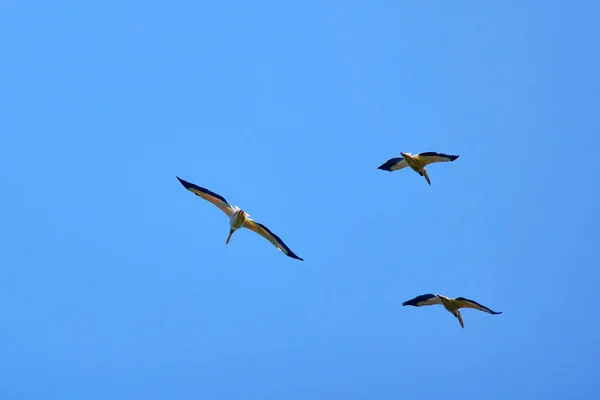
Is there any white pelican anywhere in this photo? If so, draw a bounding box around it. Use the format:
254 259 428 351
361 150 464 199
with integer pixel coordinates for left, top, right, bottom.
377 151 459 185
176 176 303 261
402 293 501 328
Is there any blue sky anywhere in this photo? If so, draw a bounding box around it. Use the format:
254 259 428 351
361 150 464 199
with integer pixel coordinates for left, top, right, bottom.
1 1 599 398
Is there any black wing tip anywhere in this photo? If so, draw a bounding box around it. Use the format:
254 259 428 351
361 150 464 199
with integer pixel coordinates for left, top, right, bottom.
456 297 500 313
176 175 197 191
377 157 403 171
176 176 229 205
176 176 196 190
377 162 392 171
256 222 303 261
439 153 460 161
288 253 304 261
420 152 460 161
402 293 435 306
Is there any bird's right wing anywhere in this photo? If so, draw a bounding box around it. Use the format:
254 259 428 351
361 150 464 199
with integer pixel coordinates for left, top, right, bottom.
402 294 442 307
417 152 459 166
377 157 409 171
455 297 502 315
176 176 235 217
244 219 303 261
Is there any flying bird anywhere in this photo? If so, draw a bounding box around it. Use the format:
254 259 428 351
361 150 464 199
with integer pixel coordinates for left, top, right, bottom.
377 151 459 185
176 176 303 261
402 293 501 328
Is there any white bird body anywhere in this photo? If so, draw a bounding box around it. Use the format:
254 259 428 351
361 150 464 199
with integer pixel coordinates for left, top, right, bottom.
177 176 303 260
229 207 246 228
402 293 501 328
226 208 245 243
378 151 459 185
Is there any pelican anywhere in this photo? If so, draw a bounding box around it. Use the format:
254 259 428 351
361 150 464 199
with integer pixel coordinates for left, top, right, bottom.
402 293 501 328
176 176 303 261
377 151 459 185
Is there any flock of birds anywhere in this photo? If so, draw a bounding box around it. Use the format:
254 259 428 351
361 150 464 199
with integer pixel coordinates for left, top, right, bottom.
177 151 502 329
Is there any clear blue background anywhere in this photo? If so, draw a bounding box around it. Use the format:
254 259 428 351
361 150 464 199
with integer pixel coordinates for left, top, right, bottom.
1 1 598 399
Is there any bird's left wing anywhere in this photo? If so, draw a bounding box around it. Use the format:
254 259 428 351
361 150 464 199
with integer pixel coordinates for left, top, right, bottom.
377 157 408 171
455 297 502 314
402 293 442 307
417 152 459 166
244 220 303 261
176 176 235 217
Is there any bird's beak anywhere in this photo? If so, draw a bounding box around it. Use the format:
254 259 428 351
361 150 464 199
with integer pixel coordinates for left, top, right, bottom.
226 229 234 244
423 169 431 185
